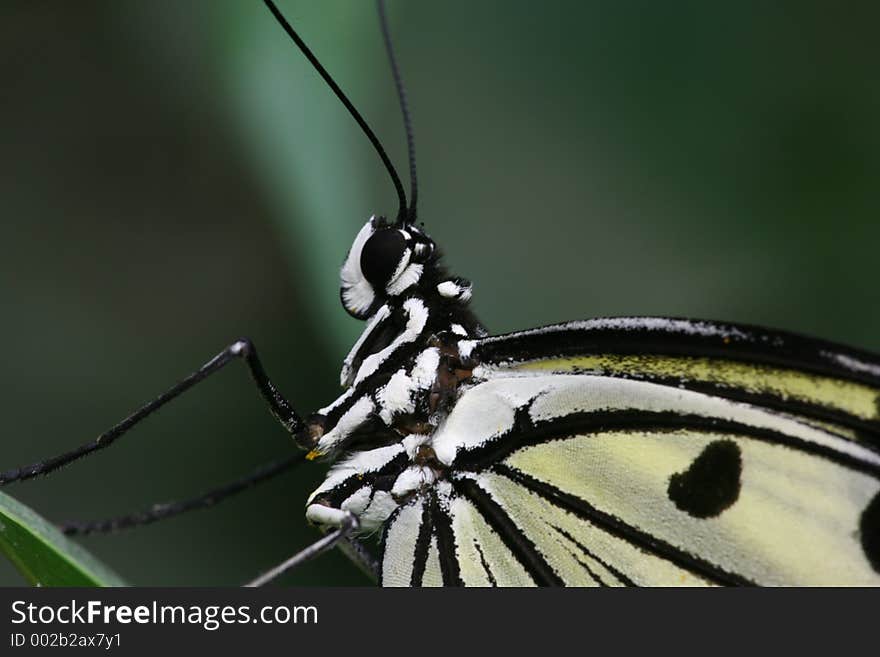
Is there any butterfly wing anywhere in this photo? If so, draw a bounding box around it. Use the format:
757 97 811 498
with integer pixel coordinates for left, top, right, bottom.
379 318 880 586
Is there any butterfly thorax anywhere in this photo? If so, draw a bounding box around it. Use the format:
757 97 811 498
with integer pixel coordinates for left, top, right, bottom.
299 216 485 532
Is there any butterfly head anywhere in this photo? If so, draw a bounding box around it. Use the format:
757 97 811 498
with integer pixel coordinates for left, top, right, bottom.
340 216 439 319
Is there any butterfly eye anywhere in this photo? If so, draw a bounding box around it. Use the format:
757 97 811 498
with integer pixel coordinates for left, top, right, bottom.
360 229 409 289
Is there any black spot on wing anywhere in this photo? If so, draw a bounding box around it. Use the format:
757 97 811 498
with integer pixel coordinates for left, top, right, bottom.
667 440 742 518
860 491 880 574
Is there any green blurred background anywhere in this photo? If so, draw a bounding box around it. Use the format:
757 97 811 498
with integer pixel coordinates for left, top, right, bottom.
1 1 878 585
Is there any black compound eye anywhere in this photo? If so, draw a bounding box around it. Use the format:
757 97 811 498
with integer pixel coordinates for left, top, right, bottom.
360 229 407 288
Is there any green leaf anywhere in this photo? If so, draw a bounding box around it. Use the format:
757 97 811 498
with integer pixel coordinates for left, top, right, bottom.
0 491 126 587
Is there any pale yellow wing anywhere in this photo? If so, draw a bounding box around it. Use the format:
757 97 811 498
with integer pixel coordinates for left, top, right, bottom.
380 318 880 586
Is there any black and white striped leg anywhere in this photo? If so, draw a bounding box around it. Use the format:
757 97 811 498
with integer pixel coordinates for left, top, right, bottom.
0 338 304 486
59 452 305 535
244 512 360 587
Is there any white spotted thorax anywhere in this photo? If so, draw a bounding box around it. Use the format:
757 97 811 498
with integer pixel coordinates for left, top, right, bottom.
300 215 484 534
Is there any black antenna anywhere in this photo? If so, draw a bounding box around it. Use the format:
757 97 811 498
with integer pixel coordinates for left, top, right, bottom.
377 0 418 224
262 0 408 222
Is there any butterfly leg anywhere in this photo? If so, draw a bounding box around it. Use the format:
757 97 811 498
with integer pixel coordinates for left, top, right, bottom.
58 452 305 535
0 338 304 486
338 536 380 583
244 511 361 587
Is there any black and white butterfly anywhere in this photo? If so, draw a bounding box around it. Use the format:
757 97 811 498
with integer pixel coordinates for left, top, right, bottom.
3 0 879 587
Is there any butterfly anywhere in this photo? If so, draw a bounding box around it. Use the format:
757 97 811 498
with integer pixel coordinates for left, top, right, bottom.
2 0 878 587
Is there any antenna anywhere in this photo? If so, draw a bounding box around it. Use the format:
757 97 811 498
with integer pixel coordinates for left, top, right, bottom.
262 0 408 222
377 0 419 224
